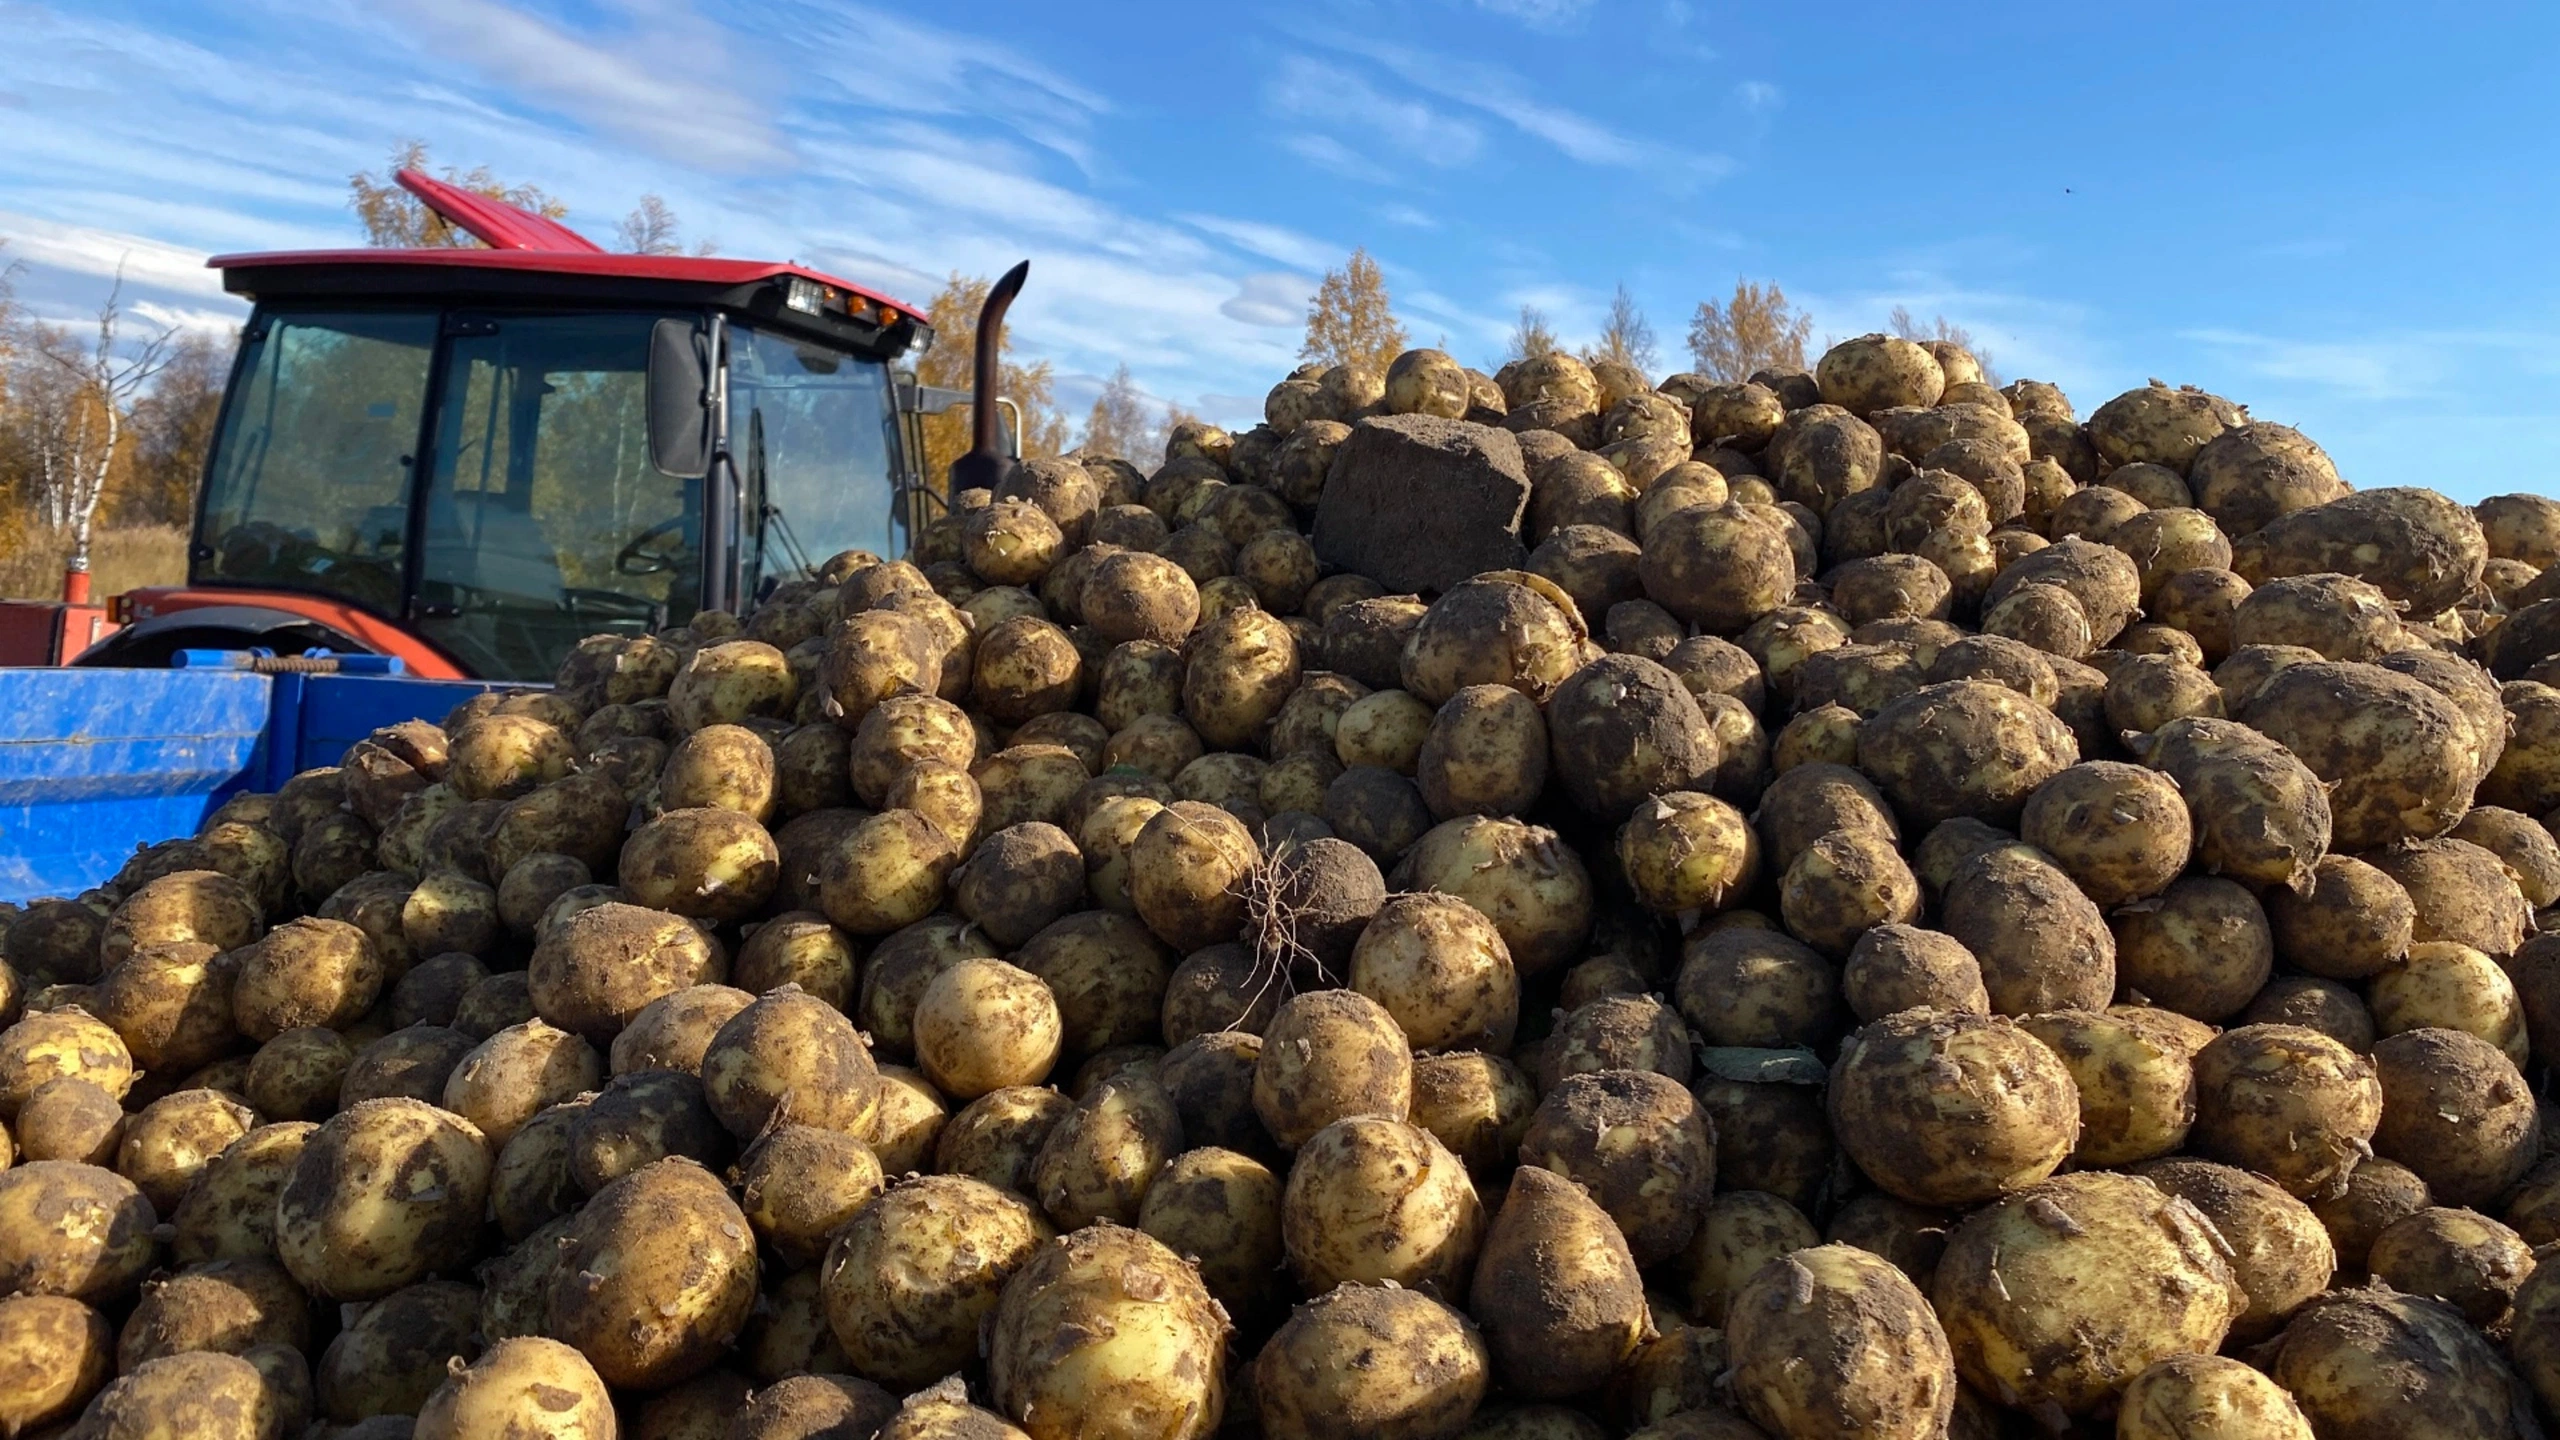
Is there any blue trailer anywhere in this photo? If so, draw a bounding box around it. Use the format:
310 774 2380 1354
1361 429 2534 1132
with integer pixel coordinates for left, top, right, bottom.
0 656 527 904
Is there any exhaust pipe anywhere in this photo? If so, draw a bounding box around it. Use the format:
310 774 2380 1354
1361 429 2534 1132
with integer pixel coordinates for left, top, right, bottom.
946 259 1029 496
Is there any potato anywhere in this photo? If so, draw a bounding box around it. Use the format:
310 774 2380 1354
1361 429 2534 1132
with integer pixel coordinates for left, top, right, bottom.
116 1087 254 1214
1253 990 1411 1150
2132 1157 2335 1343
1935 1170 2240 1418
566 1067 728 1194
1925 634 2057 706
77 1349 281 1440
1606 1325 1729 1433
1468 1165 1650 1400
487 1099 584 1244
2266 855 2414 981
1029 1070 1181 1230
1840 924 1986 1021
312 1278 478 1421
2268 1287 2528 1440
744 1244 852 1374
817 810 961 936
2372 941 2527 1063
609 983 756 1078
1540 992 1691 1088
388 951 487 1029
1252 1283 1488 1440
2147 567 2251 664
2365 1206 2533 1327
1413 685 1547 820
1393 817 1591 981
270 1098 488 1305
2111 876 2273 1022
1321 763 1428 860
2306 1158 2433 1276
2117 1354 2313 1440
1639 502 1797 635
2371 1027 2540 1208
2244 974 2377 1051
1543 655 1719 820
2509 1260 2560 1419
1129 802 1257 953
1617 791 1759 917
879 1385 1038 1440
1981 580 2094 659
730 1128 881 1272
1517 1070 1712 1267
0 1007 135 1119
936 1086 1074 1196
818 1173 1049 1390
2187 1024 2382 1199
915 959 1062 1099
2015 1007 2204 1169
618 806 779 923
224 916 379 1044
1830 1009 2078 1207
102 870 260 969
856 916 1001 1063
440 1018 600 1148
970 616 1084 727
985 1223 1228 1440
1778 825 1920 957
1175 603 1297 750
169 1122 309 1265
1340 894 1516 1053
2231 571 2402 662
0 1293 112 1433
1941 842 2117 1014
2372 837 2532 960
1080 549 1202 647
701 985 882 1141
1107 714 1204 783
2236 661 2481 852
2452 806 2560 908
946 823 1080 949
0 1161 156 1306
538 1159 754 1391
1334 689 1433 774
846 692 974 807
413 1336 614 1440
1724 1244 1955 1440
1857 679 2077 829
1674 925 1837 1050
1406 1051 1534 1178
15 1077 125 1165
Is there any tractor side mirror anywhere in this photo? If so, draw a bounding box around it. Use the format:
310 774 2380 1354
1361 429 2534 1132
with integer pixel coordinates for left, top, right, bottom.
647 318 713 479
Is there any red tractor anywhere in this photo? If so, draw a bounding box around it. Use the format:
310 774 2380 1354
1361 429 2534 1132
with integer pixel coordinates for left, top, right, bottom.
67 169 1020 680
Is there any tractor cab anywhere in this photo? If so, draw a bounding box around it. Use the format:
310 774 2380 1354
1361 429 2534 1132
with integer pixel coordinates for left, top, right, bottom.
94 170 971 681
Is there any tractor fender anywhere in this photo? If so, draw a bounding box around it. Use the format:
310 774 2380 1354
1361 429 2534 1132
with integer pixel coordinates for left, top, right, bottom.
72 604 372 667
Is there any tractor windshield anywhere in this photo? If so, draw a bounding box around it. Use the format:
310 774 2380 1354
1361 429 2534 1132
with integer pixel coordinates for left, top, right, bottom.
728 323 904 592
195 309 438 615
195 304 910 682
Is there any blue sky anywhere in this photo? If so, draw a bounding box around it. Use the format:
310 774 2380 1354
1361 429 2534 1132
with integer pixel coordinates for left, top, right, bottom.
3 0 2556 500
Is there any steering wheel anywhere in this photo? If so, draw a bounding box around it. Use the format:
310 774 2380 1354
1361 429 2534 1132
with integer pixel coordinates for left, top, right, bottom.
615 518 688 576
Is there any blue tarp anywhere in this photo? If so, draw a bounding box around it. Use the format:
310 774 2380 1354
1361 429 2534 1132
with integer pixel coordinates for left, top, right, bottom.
0 668 522 904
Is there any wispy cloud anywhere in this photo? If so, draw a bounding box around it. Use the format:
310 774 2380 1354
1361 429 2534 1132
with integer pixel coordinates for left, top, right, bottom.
2182 328 2402 398
1469 0 1595 31
382 0 786 170
0 210 227 298
1179 214 1342 272
1378 203 1441 229
1265 55 1485 167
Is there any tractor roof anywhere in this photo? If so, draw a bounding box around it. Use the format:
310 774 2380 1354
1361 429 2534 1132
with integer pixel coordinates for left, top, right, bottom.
208 169 930 335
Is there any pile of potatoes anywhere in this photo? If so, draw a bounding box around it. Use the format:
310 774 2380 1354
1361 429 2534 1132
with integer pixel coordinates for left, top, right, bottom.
15 331 2560 1438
